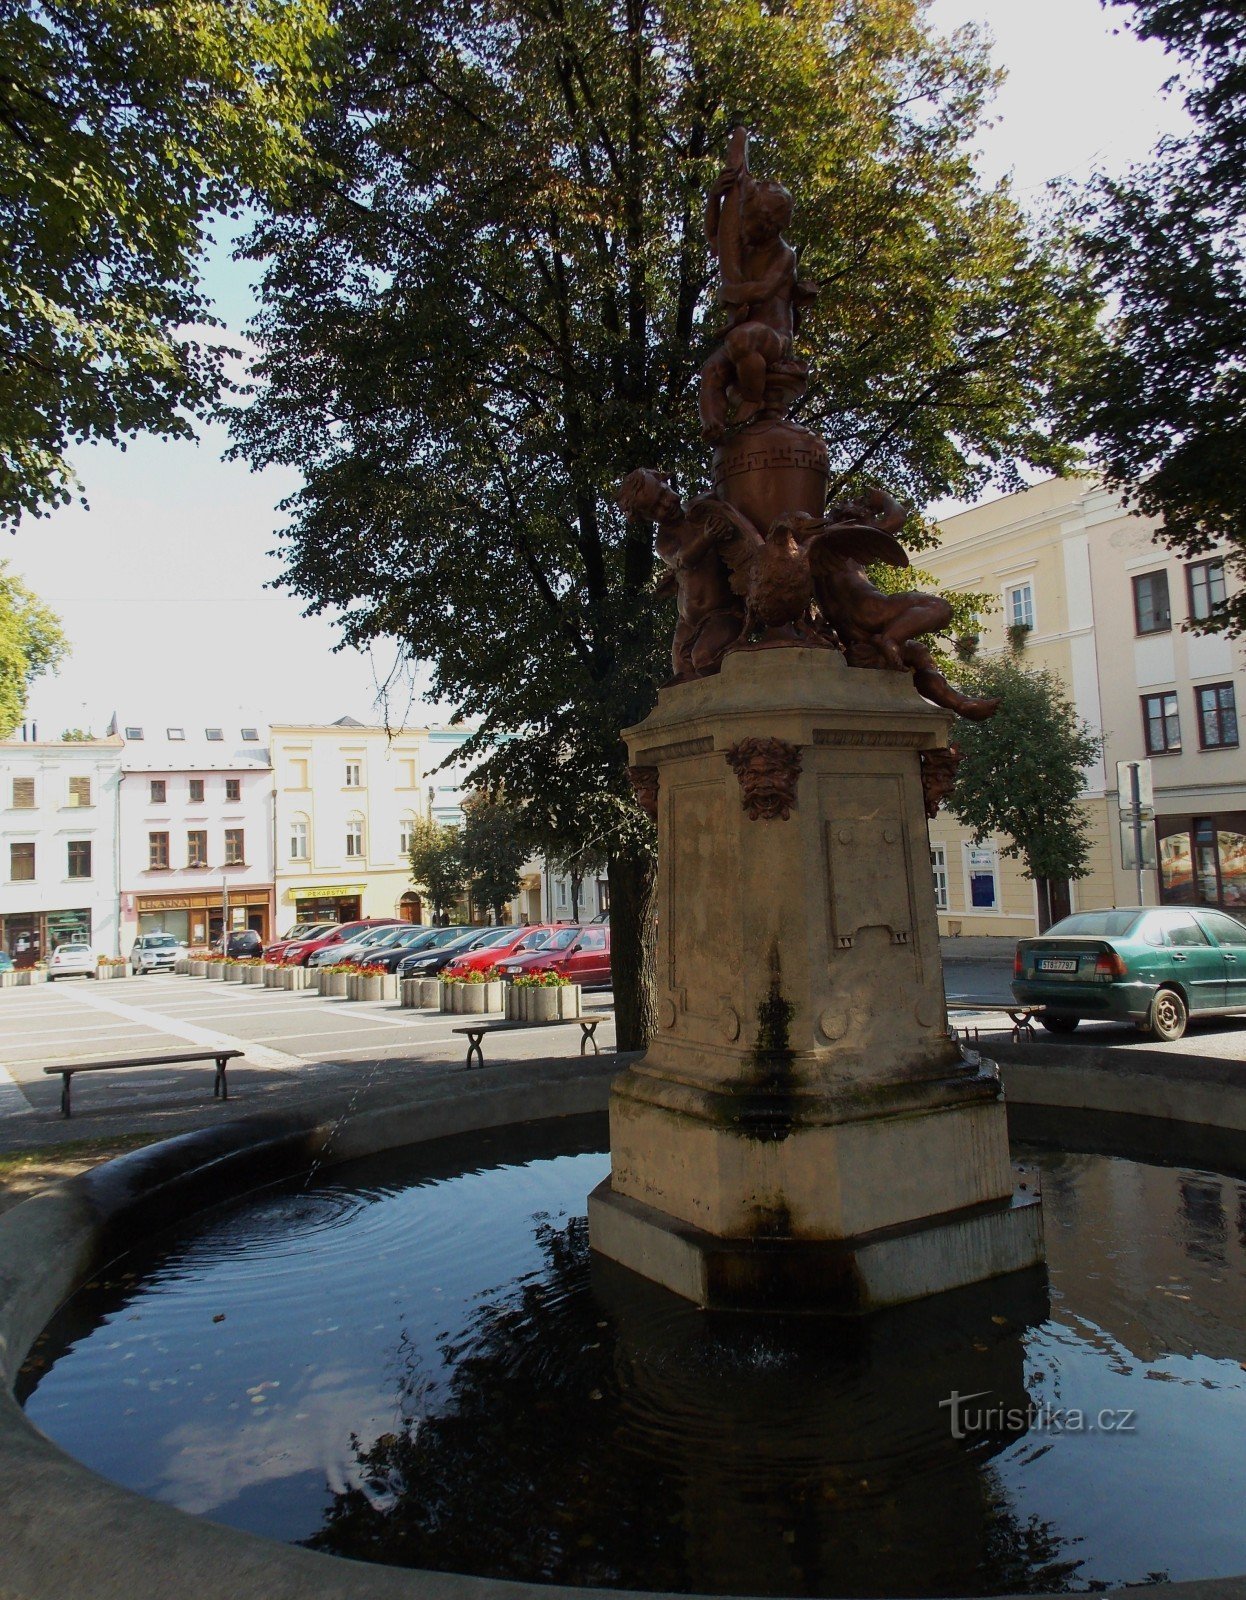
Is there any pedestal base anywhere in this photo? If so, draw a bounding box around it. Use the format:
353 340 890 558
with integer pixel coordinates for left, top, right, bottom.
587 1173 1044 1314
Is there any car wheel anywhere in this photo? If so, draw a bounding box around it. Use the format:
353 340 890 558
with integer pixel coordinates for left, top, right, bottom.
1040 1016 1080 1034
46 974 54 983
1149 987 1188 1042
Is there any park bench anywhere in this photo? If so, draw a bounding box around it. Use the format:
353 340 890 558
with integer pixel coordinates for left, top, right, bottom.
452 1011 613 1070
946 1000 1041 1044
43 1048 243 1119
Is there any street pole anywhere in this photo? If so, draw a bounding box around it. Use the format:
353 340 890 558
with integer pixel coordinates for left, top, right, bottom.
1129 762 1145 905
222 874 230 952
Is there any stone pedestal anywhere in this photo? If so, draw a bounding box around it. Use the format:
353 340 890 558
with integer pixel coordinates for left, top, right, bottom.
588 647 1043 1312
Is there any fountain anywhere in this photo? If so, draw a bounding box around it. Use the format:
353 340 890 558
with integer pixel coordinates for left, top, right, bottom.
587 128 1041 1312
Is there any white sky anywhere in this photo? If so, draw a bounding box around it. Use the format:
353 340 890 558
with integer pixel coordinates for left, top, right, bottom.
10 0 1191 738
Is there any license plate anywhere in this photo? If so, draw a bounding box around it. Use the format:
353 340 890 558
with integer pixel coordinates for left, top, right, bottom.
1038 957 1079 973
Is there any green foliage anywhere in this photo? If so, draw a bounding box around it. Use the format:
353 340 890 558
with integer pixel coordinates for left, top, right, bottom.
229 0 1100 1042
0 563 67 736
1064 1 1246 632
0 0 336 527
460 792 527 922
59 728 93 741
948 657 1105 884
407 817 466 921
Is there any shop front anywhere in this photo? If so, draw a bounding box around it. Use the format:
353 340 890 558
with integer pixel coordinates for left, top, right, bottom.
289 884 365 928
1 908 92 967
134 889 273 948
1157 812 1246 917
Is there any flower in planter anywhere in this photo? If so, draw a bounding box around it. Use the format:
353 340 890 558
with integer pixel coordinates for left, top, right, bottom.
355 963 388 977
512 970 570 988
462 966 502 984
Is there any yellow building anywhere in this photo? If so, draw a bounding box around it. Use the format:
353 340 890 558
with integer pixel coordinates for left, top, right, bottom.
923 478 1244 936
270 718 475 933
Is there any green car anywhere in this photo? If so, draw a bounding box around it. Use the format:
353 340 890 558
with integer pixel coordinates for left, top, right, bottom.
1012 906 1246 1041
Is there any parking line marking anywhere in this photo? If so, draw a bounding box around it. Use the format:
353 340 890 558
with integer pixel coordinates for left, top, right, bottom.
58 987 303 1069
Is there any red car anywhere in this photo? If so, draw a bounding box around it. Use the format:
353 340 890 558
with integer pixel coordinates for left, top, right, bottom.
275 918 404 966
495 924 612 987
262 922 338 964
440 925 558 978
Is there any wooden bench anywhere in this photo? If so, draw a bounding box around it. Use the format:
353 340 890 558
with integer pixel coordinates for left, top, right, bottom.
946 1000 1041 1044
43 1048 243 1118
452 1012 613 1070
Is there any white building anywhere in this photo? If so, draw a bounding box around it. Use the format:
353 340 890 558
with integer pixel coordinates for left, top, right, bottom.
0 734 123 962
113 717 276 948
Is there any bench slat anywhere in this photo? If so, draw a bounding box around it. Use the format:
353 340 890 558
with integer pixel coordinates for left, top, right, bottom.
42 1049 243 1076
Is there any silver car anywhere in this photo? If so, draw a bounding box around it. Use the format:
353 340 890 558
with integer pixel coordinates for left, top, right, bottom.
130 933 184 975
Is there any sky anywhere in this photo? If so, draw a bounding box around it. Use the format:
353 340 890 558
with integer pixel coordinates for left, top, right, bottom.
10 0 1192 740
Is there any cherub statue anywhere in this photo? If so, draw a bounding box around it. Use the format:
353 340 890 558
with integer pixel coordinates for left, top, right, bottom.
699 127 818 443
617 469 745 682
802 490 1000 722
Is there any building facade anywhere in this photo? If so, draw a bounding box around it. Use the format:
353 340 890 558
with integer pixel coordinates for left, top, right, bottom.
923 478 1244 935
114 720 276 948
271 719 474 930
0 735 123 963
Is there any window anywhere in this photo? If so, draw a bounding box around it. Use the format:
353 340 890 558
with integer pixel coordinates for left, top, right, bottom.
224 828 245 864
1187 559 1227 624
344 760 363 788
1132 570 1171 634
150 779 166 803
167 727 185 740
345 816 364 858
225 777 242 803
124 726 143 740
205 728 224 742
67 776 92 807
1006 582 1034 631
11 777 34 808
596 879 610 914
965 845 998 910
187 830 208 868
1143 691 1182 755
399 814 417 855
241 728 259 742
9 842 34 881
1197 683 1238 750
67 840 92 879
148 831 169 870
1202 911 1246 947
188 778 204 803
931 846 948 911
289 816 309 860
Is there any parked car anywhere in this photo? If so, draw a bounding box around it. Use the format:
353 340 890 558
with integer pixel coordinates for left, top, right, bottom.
397 926 520 979
349 925 466 974
440 925 556 977
0 952 13 973
495 924 612 987
263 923 338 963
215 930 264 960
47 941 98 982
278 918 404 967
307 923 421 969
1012 906 1246 1041
130 932 185 974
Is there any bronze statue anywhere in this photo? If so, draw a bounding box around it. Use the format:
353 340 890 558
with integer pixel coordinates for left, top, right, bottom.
618 128 998 727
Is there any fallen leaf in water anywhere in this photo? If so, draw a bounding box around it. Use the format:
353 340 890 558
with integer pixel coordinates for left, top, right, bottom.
212 1314 225 1323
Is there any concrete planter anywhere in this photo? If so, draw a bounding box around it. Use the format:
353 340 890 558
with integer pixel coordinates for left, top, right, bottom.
459 980 504 1014
352 974 393 1003
222 965 244 984
174 957 190 975
15 970 45 987
508 983 578 1021
242 965 265 986
439 982 459 1014
0 971 16 989
283 967 310 991
322 971 348 998
530 986 561 1022
189 960 207 978
399 978 423 1008
96 966 128 981
419 977 440 1007
262 965 283 987
558 984 582 1019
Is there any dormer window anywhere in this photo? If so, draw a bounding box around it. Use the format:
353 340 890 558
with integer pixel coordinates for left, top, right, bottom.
167 727 185 740
206 728 224 742
241 728 259 741
124 726 143 740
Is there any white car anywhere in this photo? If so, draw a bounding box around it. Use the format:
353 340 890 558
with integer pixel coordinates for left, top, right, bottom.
130 933 185 974
47 941 98 981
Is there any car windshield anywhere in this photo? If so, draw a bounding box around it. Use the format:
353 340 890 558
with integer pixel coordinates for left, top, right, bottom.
469 927 518 948
515 930 551 951
1045 911 1142 938
543 927 581 950
424 927 469 947
145 936 179 949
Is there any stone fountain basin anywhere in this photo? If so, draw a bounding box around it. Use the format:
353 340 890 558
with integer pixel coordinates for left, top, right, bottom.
3 1044 1246 1600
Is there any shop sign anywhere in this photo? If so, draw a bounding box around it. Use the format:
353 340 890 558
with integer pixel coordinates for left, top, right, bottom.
289 884 365 900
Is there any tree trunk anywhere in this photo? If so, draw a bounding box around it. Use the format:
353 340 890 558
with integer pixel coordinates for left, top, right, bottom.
608 844 657 1051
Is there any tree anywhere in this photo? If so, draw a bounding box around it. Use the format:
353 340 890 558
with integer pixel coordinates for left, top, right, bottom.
59 728 93 741
0 563 67 737
407 818 466 924
460 793 528 923
0 0 335 528
1064 1 1246 632
230 0 1100 1046
946 657 1104 931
